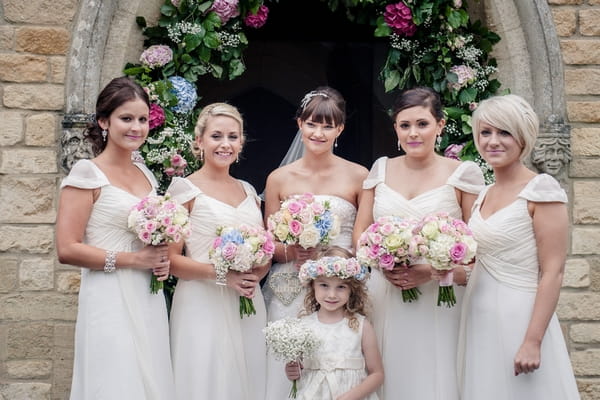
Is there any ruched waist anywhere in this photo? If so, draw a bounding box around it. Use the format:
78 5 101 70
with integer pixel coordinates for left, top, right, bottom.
477 254 539 292
304 357 364 371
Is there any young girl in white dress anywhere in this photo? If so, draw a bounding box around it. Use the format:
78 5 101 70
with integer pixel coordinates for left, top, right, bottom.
353 87 485 399
56 77 174 399
458 94 580 399
285 247 384 400
263 87 368 399
167 103 268 400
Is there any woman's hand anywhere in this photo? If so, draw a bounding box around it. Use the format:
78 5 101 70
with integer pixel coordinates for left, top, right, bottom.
383 264 432 290
135 244 170 275
514 339 541 376
285 361 303 381
227 270 259 298
291 245 319 269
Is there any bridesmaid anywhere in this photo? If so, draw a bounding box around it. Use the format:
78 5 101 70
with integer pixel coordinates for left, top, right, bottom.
458 94 580 399
167 103 268 400
353 87 484 399
56 76 173 399
263 86 369 400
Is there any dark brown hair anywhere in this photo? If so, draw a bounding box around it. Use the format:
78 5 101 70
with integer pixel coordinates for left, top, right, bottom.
391 86 444 122
296 86 346 127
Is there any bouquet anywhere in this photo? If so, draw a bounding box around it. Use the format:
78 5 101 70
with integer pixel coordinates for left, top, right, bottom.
413 212 477 307
356 215 421 302
128 193 191 293
267 193 340 250
209 224 275 318
263 317 321 398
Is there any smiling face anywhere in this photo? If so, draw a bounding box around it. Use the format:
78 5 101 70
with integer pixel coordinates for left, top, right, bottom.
298 117 343 155
196 115 243 168
394 105 444 158
477 121 522 169
98 97 150 152
313 276 351 315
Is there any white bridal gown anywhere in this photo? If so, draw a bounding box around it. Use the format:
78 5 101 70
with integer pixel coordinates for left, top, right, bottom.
458 174 580 400
168 177 267 400
263 195 357 400
364 156 484 400
63 159 174 400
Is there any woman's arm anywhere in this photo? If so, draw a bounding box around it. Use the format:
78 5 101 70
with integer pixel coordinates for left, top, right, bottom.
352 188 375 250
514 201 568 376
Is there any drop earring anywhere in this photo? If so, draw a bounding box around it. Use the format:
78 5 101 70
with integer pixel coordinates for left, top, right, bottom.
397 140 402 152
200 148 204 163
102 129 108 142
334 137 338 148
435 135 442 152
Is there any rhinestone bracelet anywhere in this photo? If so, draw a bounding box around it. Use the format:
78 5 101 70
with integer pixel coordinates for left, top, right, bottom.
459 265 472 286
104 250 117 273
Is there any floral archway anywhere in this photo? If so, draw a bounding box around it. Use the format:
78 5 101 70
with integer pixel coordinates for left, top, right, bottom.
124 0 502 190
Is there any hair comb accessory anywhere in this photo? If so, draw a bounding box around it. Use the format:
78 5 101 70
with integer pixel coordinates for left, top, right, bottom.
300 91 329 110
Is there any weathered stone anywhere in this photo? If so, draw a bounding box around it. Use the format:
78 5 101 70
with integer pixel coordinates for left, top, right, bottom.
572 128 600 156
552 8 577 36
25 113 58 146
578 378 600 400
573 181 600 224
589 257 600 292
0 293 77 321
570 159 600 178
7 323 53 359
0 54 47 82
3 84 64 110
0 383 52 400
3 0 78 24
567 101 600 123
557 292 600 320
19 258 54 291
563 258 590 288
548 0 583 4
49 56 66 84
0 149 57 174
571 323 600 344
0 26 14 51
15 27 69 55
580 10 600 36
572 349 600 376
54 323 75 359
589 0 600 5
56 270 80 294
566 69 600 95
6 360 52 379
0 177 56 223
561 40 600 64
0 225 54 254
0 258 19 293
572 228 600 255
0 111 24 146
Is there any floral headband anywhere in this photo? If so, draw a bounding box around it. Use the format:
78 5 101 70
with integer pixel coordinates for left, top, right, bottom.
299 256 369 285
300 91 329 110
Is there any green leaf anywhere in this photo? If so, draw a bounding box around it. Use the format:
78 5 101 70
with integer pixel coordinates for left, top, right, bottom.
211 64 223 79
184 32 204 51
445 106 465 120
229 59 246 79
412 64 421 82
197 1 212 13
160 4 177 17
384 70 401 92
203 32 220 49
459 87 477 104
374 16 392 37
198 46 211 63
123 66 147 76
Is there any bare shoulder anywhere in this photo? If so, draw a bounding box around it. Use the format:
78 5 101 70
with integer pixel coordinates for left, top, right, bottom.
440 156 462 170
266 161 298 184
337 157 369 180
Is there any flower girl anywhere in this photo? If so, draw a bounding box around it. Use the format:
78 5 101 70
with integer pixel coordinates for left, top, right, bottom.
285 247 384 400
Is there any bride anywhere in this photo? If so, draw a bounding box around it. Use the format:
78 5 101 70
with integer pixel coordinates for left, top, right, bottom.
262 86 368 400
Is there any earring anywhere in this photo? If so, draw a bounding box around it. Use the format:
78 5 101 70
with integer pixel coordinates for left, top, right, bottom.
435 135 442 152
397 140 402 152
334 137 338 148
102 129 107 142
200 148 204 163
236 152 240 163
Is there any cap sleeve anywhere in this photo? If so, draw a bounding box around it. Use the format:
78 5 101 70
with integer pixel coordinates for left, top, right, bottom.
60 159 109 189
240 180 261 204
518 174 567 203
166 177 202 205
447 161 485 194
362 157 388 190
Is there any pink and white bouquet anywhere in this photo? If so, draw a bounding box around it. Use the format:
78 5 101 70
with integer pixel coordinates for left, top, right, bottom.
209 224 275 318
267 193 340 250
412 212 477 307
356 215 421 302
128 193 191 293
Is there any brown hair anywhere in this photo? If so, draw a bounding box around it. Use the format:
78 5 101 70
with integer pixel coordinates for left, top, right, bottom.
296 86 346 127
391 86 444 123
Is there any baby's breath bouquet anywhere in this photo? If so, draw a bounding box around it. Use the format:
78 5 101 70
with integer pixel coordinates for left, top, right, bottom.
263 317 321 398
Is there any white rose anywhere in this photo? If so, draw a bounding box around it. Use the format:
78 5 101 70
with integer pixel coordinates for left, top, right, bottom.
298 225 320 249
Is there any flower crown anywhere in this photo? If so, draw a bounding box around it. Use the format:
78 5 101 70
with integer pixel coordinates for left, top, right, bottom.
300 91 329 110
299 256 369 285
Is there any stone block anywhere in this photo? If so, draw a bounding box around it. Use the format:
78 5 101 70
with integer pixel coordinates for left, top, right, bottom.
19 258 54 291
567 101 600 123
578 378 600 400
561 40 600 64
557 292 600 320
0 177 56 223
54 323 75 359
565 69 600 95
580 10 600 36
570 159 600 178
25 113 58 146
0 111 24 146
0 383 52 400
0 26 14 51
49 56 66 84
52 355 73 400
548 0 583 4
572 349 600 376
0 225 54 254
571 323 600 344
56 270 80 294
0 54 47 83
0 149 58 174
7 323 53 359
572 128 600 156
552 8 577 36
573 181 600 224
6 360 52 379
572 227 600 255
0 293 77 321
15 27 69 55
563 258 590 288
0 258 19 293
3 84 64 111
3 0 78 24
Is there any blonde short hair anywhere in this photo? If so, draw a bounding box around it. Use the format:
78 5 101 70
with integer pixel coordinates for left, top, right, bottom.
192 102 245 159
472 94 539 160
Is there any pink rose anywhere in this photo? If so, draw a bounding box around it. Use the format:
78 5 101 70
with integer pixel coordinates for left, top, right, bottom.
262 238 275 254
165 167 176 177
384 2 417 37
368 222 380 233
300 193 314 203
444 143 464 160
288 220 303 236
213 237 222 249
367 244 381 259
244 4 269 28
311 201 325 215
450 242 468 263
165 225 178 237
149 103 165 130
144 221 157 233
138 230 151 243
379 253 395 270
171 154 186 167
221 242 238 260
210 0 240 24
287 201 303 215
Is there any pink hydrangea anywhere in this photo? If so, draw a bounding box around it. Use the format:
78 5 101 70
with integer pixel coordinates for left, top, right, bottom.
447 65 475 91
139 45 173 69
444 143 465 160
210 0 240 24
453 0 463 8
149 103 165 130
244 5 269 28
384 2 417 37
171 0 181 6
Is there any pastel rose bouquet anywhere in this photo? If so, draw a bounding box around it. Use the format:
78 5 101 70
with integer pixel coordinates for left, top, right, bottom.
128 193 191 293
209 224 275 318
263 317 321 398
412 211 477 307
356 215 421 303
267 193 340 250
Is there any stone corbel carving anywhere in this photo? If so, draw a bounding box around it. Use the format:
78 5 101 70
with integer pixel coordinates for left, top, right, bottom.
60 113 96 173
530 114 571 184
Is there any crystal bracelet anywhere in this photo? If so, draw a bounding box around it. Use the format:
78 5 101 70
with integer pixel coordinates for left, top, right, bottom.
104 250 117 273
459 265 472 286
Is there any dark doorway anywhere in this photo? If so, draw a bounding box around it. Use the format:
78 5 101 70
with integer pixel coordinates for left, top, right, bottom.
196 0 398 193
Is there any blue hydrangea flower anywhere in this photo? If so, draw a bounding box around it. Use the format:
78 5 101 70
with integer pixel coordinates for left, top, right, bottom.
221 229 244 245
168 76 198 114
315 211 333 238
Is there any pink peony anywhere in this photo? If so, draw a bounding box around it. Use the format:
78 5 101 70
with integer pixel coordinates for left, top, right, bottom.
149 103 165 130
244 5 269 28
210 0 240 24
444 143 465 160
384 2 417 37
